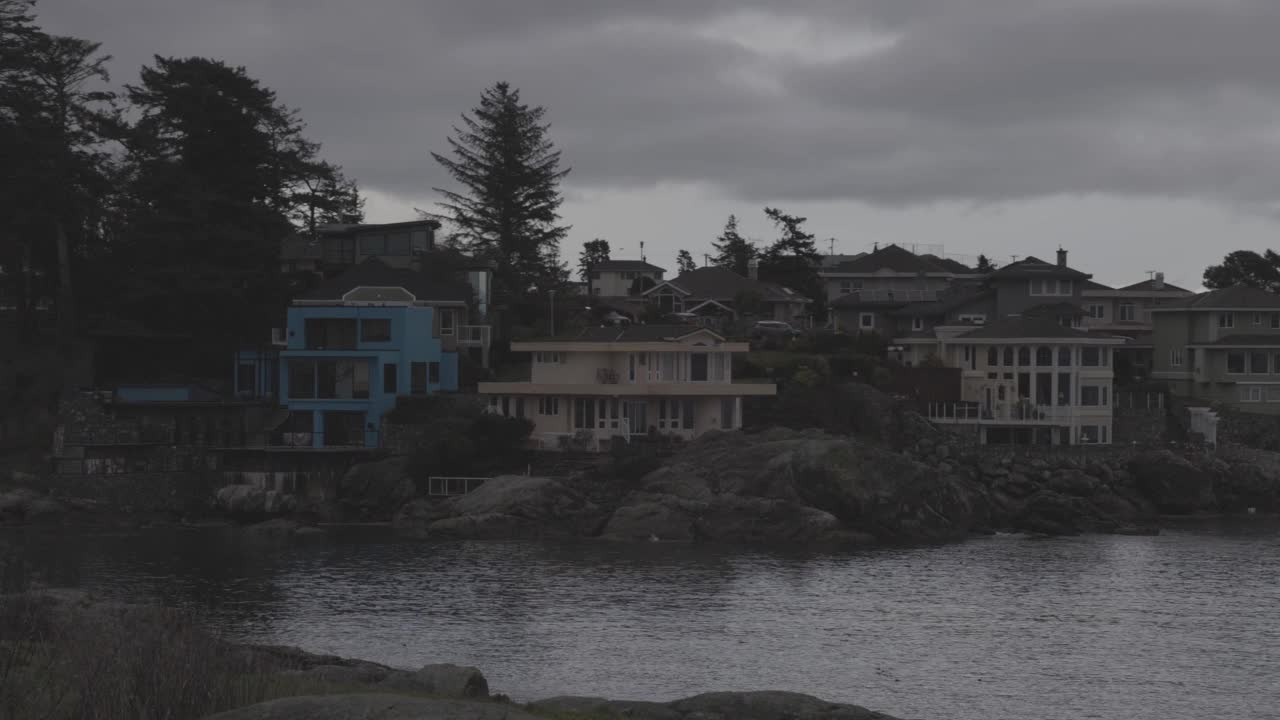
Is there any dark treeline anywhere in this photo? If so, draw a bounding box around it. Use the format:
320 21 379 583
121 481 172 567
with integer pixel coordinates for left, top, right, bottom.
0 0 362 350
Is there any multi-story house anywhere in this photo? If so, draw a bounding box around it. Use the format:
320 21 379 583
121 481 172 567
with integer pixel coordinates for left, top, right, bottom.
477 325 776 451
279 219 439 276
920 317 1125 445
642 265 810 326
234 258 491 447
822 244 981 333
1149 286 1280 412
587 260 666 298
1081 273 1195 378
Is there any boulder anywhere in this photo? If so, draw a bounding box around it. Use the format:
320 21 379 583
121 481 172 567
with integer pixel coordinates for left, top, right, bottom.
601 499 696 542
670 691 893 720
204 694 538 720
397 476 606 540
528 696 680 720
1128 450 1215 514
379 663 489 699
215 485 297 519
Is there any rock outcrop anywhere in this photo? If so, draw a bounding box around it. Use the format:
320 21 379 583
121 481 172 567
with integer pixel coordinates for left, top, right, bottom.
214 484 297 519
531 691 900 719
203 693 542 720
394 475 607 539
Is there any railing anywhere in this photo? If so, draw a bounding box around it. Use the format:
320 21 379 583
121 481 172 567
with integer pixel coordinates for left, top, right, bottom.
849 289 939 303
424 476 490 496
596 368 620 384
457 325 491 345
236 430 380 449
63 428 177 446
925 402 1074 424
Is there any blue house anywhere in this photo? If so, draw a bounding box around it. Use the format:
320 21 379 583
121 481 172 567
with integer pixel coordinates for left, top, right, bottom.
235 258 476 448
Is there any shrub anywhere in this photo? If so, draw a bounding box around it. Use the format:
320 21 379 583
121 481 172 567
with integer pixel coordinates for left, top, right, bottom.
389 395 534 478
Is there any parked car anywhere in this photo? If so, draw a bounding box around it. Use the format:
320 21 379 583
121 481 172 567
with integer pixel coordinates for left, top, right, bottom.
751 320 801 338
601 311 631 326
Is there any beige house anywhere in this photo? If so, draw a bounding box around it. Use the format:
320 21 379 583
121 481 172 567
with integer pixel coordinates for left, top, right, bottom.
478 325 776 451
1150 286 1280 413
587 260 665 298
920 317 1125 445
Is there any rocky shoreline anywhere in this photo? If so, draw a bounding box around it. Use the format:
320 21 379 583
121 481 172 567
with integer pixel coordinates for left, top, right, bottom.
5 419 1280 545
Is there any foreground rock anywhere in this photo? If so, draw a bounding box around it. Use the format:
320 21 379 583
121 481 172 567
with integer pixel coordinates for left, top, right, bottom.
531 691 902 719
204 694 540 720
394 475 607 539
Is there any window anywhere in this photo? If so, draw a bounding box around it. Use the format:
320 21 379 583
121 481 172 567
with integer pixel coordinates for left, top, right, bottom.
1079 425 1103 444
358 234 385 255
428 361 440 384
622 271 637 280
691 353 709 381
1272 313 1280 330
1017 347 1031 366
573 398 596 429
1003 347 1015 366
237 363 256 395
839 280 852 295
1082 347 1100 367
1169 349 1183 368
1274 353 1280 375
538 397 560 415
912 316 924 331
1081 386 1101 406
1057 373 1071 406
1058 347 1072 366
411 362 427 394
658 398 684 430
287 360 315 399
958 314 986 325
1036 347 1053 367
1268 387 1280 402
440 311 455 336
720 398 737 429
859 313 875 329
410 229 430 253
1227 352 1245 374
534 352 562 364
987 347 999 366
1240 386 1264 403
386 233 411 256
1219 313 1235 329
1251 351 1270 374
1116 304 1135 322
361 318 391 343
1030 279 1073 296
305 318 358 350
1254 313 1265 326
383 363 398 394
592 287 602 295
1086 304 1106 319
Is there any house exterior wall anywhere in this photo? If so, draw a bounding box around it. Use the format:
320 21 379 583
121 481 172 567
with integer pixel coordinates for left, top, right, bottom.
593 269 664 297
1152 308 1280 412
824 274 951 303
236 304 458 448
990 277 1083 318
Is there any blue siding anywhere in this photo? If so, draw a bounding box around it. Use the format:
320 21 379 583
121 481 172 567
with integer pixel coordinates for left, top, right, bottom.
115 385 195 403
242 305 458 448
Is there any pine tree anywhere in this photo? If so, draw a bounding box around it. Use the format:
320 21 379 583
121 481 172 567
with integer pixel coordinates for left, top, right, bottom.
432 82 571 310
578 238 610 288
976 254 997 273
760 206 823 314
676 249 697 274
711 214 755 276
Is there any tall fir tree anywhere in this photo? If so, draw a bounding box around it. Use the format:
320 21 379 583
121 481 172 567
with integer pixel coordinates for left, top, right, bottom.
760 206 823 316
578 238 610 289
711 214 755 276
676 249 697 275
975 253 997 273
432 82 571 315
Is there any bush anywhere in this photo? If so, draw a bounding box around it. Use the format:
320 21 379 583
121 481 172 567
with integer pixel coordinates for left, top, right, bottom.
388 395 534 478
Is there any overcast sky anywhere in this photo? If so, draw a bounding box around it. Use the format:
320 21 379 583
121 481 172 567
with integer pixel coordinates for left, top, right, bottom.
36 0 1280 289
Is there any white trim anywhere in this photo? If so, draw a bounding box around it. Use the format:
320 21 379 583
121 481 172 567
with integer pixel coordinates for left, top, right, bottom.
641 280 692 297
341 286 417 302
685 299 736 315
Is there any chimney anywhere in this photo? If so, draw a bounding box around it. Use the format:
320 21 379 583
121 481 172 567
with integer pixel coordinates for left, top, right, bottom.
1056 247 1067 268
1153 272 1165 290
747 258 759 281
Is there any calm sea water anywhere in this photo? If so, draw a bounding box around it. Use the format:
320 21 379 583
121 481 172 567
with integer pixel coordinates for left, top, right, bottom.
6 523 1279 720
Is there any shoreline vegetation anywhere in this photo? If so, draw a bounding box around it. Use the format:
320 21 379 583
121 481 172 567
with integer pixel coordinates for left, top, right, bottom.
0 590 905 720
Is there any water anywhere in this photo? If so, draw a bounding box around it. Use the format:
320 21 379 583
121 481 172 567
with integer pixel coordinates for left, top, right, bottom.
6 524 1279 720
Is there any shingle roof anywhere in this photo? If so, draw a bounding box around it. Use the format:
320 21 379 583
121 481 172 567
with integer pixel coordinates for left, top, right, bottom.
824 244 957 275
1118 278 1191 293
659 266 804 303
918 254 976 274
593 259 666 273
987 256 1091 280
957 316 1096 340
1024 301 1087 317
1083 280 1114 291
556 325 724 342
1155 286 1280 310
890 289 994 317
297 258 472 303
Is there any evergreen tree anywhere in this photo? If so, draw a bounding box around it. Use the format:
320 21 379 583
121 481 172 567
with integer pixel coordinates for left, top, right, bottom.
676 249 697 275
711 214 755 276
759 206 823 315
432 82 571 312
578 238 610 282
290 162 365 236
975 253 997 273
1203 249 1280 292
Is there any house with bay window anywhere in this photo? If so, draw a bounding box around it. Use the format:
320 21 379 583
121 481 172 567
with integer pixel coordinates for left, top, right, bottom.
233 258 489 447
478 325 776 450
1150 286 1280 412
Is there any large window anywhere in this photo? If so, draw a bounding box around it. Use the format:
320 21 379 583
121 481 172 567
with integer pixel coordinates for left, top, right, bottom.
383 363 398 394
690 353 710 381
1057 373 1071 406
1078 425 1106 444
1118 304 1136 322
316 360 368 399
1086 304 1105 319
987 347 999 366
305 318 358 349
573 398 596 429
360 318 391 343
1240 385 1264 403
1272 313 1280 330
288 360 316 399
1251 351 1270 374
859 313 875 329
1218 313 1235 329
1030 279 1073 296
358 234 385 256
428 361 440 384
1082 347 1101 367
1036 347 1053 367
1169 349 1183 367
440 310 455 336
1227 352 1246 374
1058 347 1072 366
411 362 427 394
386 233 411 256
839 280 853 295
1081 386 1100 406
1003 347 1015 366
538 397 560 416
237 363 256 395
1017 347 1031 366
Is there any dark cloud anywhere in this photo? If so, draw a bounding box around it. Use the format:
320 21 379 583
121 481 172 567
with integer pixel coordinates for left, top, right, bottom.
33 0 1280 210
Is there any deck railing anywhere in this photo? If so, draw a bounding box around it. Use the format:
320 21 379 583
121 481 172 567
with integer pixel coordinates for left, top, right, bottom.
423 476 490 496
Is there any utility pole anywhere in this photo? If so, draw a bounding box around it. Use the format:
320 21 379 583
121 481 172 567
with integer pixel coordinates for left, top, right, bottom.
640 240 646 262
828 238 835 256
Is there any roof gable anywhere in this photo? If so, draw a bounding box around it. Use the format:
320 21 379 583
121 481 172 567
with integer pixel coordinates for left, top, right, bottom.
826 244 957 275
1156 286 1280 310
987 256 1091 281
594 259 666 273
653 266 801 303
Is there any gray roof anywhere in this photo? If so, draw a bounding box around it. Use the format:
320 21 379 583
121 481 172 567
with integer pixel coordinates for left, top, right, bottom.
958 316 1096 340
891 289 994 317
661 266 805 303
987 256 1091 281
1155 286 1280 310
554 325 724 342
593 259 666 273
825 244 960 275
1197 334 1280 346
297 258 472 303
1118 278 1192 293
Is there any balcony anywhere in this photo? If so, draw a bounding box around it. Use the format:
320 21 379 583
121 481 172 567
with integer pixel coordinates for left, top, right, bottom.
456 325 490 346
926 401 1075 425
596 368 620 384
